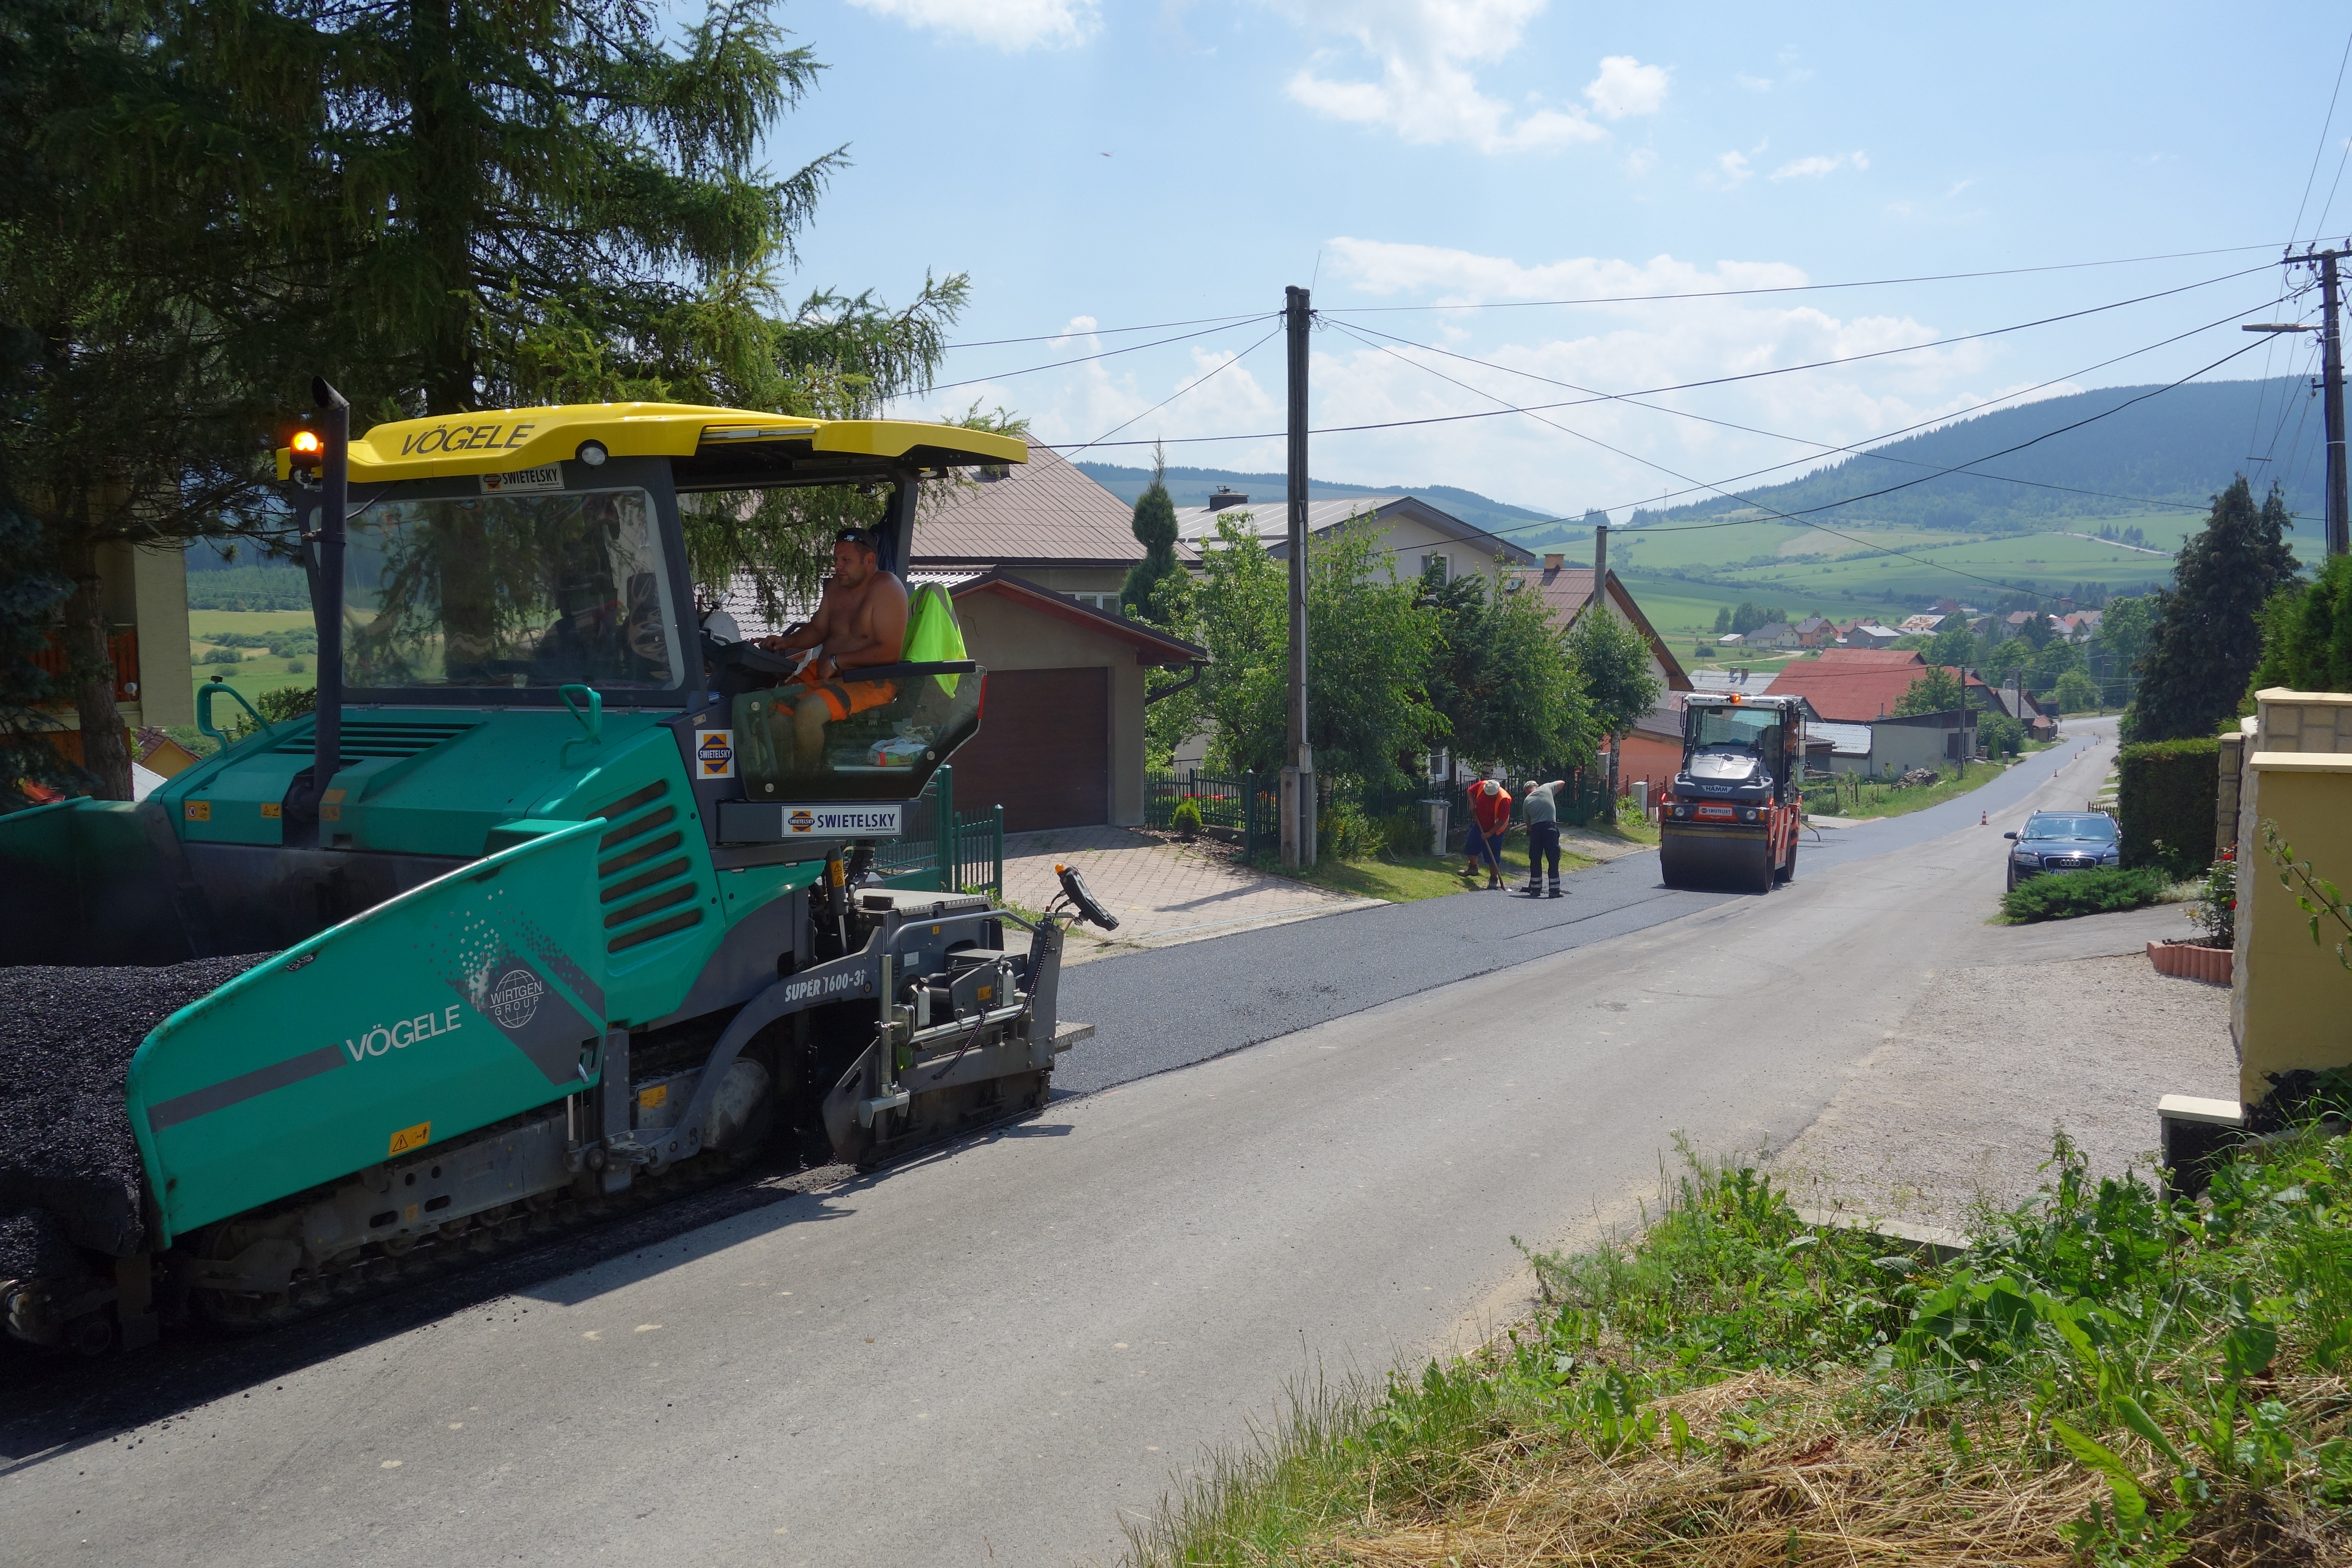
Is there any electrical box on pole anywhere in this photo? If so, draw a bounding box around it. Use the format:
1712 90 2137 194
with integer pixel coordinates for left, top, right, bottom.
1283 285 1314 868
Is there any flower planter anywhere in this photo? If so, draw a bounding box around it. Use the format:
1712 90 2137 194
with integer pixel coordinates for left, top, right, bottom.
2148 939 2232 986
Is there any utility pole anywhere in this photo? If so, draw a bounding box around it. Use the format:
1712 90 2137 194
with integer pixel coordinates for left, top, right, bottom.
1281 285 1314 868
1588 522 1614 807
2322 249 2349 560
2251 245 2347 557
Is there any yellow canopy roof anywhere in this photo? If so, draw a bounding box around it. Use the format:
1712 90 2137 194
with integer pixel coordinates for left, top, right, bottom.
278 402 1028 484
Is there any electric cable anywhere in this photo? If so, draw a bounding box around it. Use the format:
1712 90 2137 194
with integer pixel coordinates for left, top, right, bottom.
943 311 1272 350
1028 263 2274 450
936 242 2294 352
1323 315 2274 608
1054 325 1283 464
925 315 1276 394
1334 296 2290 522
2290 29 2352 243
1318 245 2289 315
1163 296 2304 553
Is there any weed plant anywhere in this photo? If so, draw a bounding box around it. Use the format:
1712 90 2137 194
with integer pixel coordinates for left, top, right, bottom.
2000 866 2168 923
1126 1132 2352 1566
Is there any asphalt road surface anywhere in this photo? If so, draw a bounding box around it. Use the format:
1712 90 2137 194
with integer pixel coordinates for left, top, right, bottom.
4 728 2127 1566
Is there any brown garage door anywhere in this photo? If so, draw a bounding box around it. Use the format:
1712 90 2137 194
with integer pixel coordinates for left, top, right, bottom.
949 667 1110 832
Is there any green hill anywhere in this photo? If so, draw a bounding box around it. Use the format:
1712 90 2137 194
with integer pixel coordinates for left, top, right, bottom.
1629 376 2325 534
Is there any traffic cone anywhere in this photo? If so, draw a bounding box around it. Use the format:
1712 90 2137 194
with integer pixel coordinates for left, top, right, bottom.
1979 810 1988 825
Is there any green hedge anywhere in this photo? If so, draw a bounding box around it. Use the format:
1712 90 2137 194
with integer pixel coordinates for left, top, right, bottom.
2116 736 2218 879
1999 865 2168 922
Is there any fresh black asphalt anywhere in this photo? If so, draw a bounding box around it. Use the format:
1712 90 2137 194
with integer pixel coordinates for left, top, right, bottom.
1055 731 2106 1095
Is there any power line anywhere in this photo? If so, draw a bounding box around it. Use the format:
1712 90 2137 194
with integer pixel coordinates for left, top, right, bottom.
935 242 2291 351
1027 263 2273 452
1318 245 2290 315
1054 325 1283 464
942 311 1271 350
2291 30 2352 243
1335 299 2289 523
1323 315 2274 609
927 315 1275 393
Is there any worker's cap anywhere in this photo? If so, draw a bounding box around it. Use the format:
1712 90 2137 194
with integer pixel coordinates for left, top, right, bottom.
834 526 879 552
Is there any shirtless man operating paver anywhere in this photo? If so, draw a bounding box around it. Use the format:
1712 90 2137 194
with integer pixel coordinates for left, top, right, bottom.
756 528 909 771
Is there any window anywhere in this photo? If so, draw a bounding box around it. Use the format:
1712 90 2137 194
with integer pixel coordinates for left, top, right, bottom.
1420 553 1450 584
1070 591 1124 615
343 487 683 689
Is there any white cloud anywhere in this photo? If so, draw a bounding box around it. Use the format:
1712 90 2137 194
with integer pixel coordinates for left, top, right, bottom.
1265 0 1608 154
1716 150 1753 187
1735 72 1771 92
1584 55 1668 119
1623 147 1657 178
1770 150 1868 181
848 0 1099 50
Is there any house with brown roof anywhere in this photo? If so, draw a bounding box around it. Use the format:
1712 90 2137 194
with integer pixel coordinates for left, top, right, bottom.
1173 492 1533 585
912 445 1185 613
1510 557 1694 695
1763 648 1997 724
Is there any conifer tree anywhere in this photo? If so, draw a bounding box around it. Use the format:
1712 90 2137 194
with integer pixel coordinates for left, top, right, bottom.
1121 446 1182 620
2125 478 2299 741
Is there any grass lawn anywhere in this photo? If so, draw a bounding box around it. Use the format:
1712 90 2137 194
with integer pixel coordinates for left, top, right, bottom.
185 609 322 728
1811 753 2037 822
1126 1130 2352 1567
1256 840 1602 903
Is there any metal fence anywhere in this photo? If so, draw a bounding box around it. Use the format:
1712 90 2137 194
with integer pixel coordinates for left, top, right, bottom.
872 764 1005 897
1146 770 1280 861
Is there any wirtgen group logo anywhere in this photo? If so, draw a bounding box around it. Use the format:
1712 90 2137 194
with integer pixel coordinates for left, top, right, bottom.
489 967 546 1030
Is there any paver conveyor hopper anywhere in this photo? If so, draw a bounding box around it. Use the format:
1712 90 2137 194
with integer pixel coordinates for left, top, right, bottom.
0 392 1115 1353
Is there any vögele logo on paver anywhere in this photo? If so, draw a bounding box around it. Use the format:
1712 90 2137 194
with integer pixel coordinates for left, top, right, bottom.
489 967 545 1030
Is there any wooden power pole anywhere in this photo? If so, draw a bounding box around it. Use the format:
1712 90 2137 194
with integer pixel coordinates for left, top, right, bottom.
2320 248 2349 559
2256 246 2349 557
1282 285 1315 868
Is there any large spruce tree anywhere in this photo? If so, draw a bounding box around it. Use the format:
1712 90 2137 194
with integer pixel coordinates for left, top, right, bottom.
2125 478 2299 742
3 0 976 796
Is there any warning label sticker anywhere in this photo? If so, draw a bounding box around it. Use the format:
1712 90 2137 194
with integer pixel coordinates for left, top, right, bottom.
695 728 736 779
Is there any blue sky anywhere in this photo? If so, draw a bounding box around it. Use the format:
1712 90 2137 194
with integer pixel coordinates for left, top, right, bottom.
764 1 2352 518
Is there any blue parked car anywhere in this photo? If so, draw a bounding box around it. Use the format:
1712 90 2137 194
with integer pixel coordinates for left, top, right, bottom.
2004 811 2121 891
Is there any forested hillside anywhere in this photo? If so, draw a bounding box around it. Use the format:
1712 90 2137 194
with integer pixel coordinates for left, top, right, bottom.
1632 377 2324 532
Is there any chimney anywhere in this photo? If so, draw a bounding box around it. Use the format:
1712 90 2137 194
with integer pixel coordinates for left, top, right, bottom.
1207 487 1247 511
1542 552 1564 571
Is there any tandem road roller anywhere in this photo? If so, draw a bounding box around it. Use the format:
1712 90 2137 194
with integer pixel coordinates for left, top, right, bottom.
1657 692 1807 893
0 392 1116 1354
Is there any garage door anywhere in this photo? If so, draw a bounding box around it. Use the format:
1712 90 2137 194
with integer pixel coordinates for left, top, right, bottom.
950 667 1110 832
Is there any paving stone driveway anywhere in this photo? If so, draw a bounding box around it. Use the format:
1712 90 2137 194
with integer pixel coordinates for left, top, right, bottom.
999 825 1377 964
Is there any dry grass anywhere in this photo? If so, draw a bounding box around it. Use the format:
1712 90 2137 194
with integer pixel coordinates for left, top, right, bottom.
1304 1372 2104 1568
